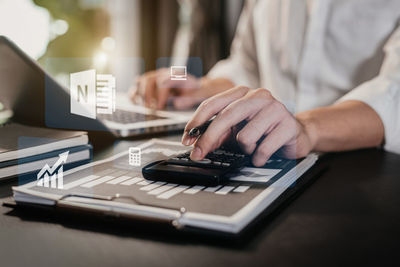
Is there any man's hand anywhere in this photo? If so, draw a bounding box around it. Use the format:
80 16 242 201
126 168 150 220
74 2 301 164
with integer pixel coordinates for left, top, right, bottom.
130 69 235 110
130 68 202 110
181 86 316 166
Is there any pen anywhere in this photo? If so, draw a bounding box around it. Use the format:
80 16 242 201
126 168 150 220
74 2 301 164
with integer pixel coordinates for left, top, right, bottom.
188 119 214 137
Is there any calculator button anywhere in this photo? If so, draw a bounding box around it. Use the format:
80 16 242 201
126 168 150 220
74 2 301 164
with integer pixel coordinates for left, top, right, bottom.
193 158 212 164
171 157 180 160
213 150 224 155
235 154 245 157
222 163 230 167
213 161 222 166
180 158 189 161
224 152 234 156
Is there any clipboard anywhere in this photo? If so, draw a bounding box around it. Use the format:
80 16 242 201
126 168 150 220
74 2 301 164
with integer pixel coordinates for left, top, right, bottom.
9 139 321 237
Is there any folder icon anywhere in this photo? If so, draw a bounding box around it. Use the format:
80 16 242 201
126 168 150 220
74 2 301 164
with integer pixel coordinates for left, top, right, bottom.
70 69 116 119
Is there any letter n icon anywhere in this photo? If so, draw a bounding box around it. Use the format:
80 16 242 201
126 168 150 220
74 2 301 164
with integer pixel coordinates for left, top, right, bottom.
70 69 97 119
77 85 88 103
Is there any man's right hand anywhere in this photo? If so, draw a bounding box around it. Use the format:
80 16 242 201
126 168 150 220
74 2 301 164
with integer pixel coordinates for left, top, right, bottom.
181 86 315 166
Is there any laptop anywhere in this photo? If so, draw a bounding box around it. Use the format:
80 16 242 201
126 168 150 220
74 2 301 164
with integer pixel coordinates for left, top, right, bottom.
0 36 192 137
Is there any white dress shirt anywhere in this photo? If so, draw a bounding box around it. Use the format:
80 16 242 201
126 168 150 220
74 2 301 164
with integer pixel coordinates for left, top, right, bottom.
208 0 400 154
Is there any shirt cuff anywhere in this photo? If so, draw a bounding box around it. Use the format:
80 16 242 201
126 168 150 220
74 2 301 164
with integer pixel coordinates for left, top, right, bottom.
336 78 400 154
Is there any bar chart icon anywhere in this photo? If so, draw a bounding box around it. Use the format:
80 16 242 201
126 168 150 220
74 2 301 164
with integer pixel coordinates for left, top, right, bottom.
37 151 69 189
70 69 116 119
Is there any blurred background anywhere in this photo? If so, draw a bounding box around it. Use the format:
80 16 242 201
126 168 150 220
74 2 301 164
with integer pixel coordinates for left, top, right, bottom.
0 0 243 90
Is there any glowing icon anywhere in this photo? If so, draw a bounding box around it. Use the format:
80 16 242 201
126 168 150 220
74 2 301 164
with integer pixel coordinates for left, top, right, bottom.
37 151 69 189
170 66 187 81
129 147 141 166
70 69 116 119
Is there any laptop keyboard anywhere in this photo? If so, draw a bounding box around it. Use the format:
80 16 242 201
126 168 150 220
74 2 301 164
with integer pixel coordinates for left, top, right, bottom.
97 109 165 124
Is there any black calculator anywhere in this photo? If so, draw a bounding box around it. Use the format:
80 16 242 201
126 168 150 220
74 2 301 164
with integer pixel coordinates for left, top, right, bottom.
142 149 250 186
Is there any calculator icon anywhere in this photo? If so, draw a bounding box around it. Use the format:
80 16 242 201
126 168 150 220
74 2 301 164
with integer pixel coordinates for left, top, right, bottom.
129 147 141 166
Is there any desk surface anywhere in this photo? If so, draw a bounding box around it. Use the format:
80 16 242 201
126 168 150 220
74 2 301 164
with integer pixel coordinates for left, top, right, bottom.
1 137 399 267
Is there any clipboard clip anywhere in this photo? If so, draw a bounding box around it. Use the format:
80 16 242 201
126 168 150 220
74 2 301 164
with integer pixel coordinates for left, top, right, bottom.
57 192 186 228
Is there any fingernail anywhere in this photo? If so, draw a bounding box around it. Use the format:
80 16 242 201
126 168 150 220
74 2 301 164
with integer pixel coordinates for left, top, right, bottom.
190 147 202 160
252 155 268 167
181 133 190 145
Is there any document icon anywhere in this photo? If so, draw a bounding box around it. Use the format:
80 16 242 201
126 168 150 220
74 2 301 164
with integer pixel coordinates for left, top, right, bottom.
70 69 116 119
37 151 69 189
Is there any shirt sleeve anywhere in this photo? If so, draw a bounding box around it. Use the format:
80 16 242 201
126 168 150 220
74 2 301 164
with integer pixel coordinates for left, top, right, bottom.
337 26 400 154
207 0 260 88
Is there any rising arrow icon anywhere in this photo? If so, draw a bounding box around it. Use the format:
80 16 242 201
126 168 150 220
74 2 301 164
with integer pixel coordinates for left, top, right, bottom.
37 151 69 180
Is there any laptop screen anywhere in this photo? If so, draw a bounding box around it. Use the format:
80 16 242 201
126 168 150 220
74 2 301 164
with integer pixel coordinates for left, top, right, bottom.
0 36 108 131
0 36 46 126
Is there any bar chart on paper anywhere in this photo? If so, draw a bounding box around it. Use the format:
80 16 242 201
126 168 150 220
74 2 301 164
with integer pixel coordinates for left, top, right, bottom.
56 144 288 203
60 167 254 200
